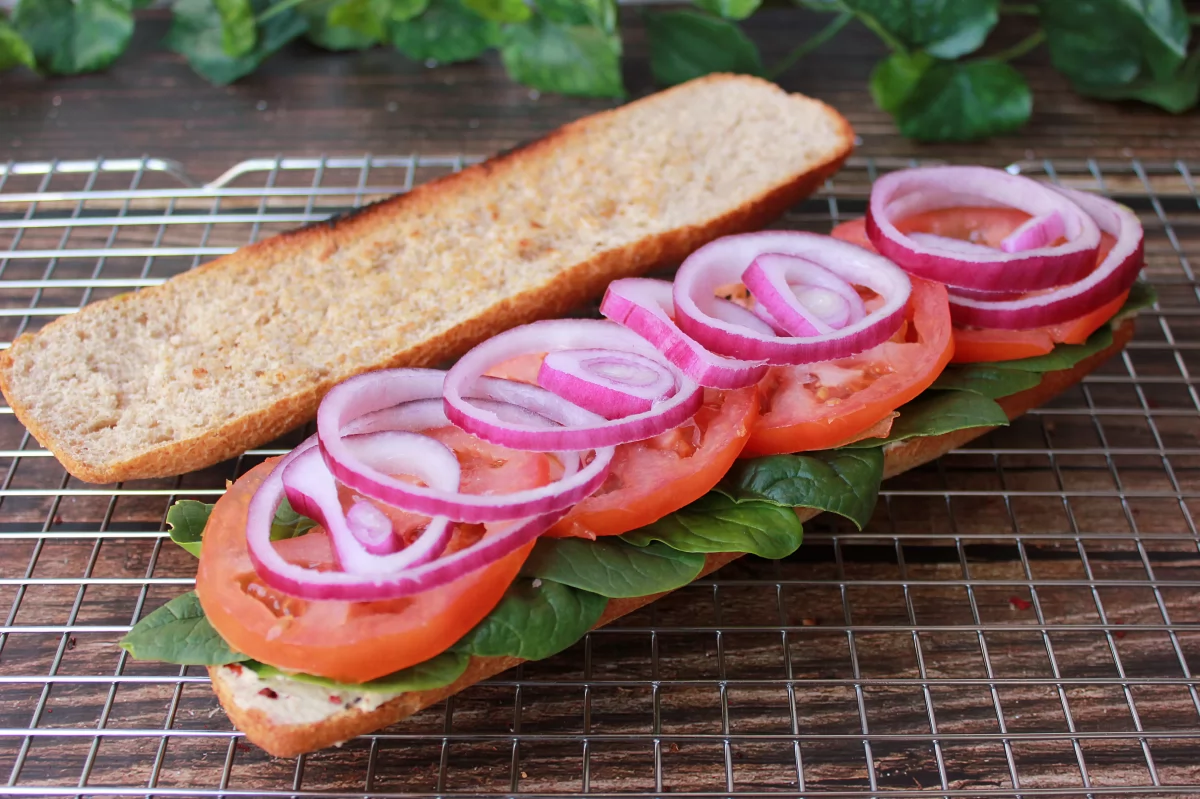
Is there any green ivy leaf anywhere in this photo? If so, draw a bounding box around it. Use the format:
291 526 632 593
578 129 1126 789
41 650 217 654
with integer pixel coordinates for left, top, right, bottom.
464 0 530 23
120 592 247 665
455 578 607 660
843 0 998 59
845 390 1008 447
167 0 308 84
694 0 762 21
623 493 804 560
500 15 623 98
166 500 214 558
215 0 257 57
0 19 34 71
13 0 134 75
523 538 705 598
870 50 934 114
930 365 1042 399
392 0 498 63
645 9 762 86
302 0 377 49
247 650 468 693
1041 0 1189 87
536 0 616 33
993 324 1115 372
721 448 884 531
890 58 1031 142
1076 47 1200 113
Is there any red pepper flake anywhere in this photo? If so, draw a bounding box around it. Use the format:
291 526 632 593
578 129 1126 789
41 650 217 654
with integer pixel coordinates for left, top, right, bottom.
801 617 819 627
227 664 243 675
1113 618 1127 639
258 687 279 699
329 695 342 704
1009 596 1032 611
66 636 77 651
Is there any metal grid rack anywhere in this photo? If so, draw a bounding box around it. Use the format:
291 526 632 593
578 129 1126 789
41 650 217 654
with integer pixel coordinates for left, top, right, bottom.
0 154 1197 798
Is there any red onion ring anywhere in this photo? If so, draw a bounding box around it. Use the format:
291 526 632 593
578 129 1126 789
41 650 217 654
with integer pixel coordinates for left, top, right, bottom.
600 278 769 389
866 166 1101 291
444 320 704 451
946 187 1143 329
538 349 677 420
317 369 614 523
1001 211 1065 253
742 253 866 336
672 232 912 365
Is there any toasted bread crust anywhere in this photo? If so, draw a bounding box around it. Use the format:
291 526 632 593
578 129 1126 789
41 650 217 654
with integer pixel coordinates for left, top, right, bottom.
0 75 854 484
211 320 1133 758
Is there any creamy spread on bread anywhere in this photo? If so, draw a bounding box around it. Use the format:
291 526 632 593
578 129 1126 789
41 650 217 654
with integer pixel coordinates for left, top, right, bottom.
216 664 399 727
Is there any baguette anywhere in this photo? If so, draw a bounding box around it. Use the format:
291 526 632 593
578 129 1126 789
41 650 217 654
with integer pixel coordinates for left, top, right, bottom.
209 318 1134 757
0 74 853 484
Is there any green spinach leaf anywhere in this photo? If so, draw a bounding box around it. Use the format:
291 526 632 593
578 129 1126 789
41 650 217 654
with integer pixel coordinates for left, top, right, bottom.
167 0 308 84
1115 280 1158 318
695 0 761 21
464 0 530 23
843 0 998 59
271 495 318 541
166 500 214 558
995 324 1114 372
721 448 883 530
391 0 498 63
890 58 1031 142
522 538 705 598
120 592 247 665
247 650 468 693
623 493 804 559
930 365 1042 399
456 578 606 660
500 14 623 97
846 389 1008 447
645 9 762 86
1041 0 1189 88
0 17 35 71
13 0 134 75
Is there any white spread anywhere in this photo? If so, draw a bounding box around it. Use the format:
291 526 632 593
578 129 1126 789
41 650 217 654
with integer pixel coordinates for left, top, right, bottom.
215 664 400 727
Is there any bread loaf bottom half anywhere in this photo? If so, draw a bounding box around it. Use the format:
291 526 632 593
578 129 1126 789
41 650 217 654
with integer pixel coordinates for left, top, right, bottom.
209 319 1134 757
0 75 853 484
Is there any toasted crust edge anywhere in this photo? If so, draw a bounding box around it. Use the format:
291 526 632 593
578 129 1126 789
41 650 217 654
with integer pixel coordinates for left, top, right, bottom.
211 319 1134 757
0 75 854 485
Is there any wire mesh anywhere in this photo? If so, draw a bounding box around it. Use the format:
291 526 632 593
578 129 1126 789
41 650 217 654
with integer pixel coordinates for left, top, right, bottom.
0 153 1196 798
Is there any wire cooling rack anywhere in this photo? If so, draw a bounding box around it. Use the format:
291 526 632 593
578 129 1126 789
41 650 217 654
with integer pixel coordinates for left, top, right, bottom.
0 154 1197 799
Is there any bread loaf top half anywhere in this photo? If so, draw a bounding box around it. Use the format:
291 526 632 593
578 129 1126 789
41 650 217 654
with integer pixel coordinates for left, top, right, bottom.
0 74 854 483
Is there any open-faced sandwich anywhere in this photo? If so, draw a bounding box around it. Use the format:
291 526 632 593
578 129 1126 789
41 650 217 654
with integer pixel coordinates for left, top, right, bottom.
0 76 1153 757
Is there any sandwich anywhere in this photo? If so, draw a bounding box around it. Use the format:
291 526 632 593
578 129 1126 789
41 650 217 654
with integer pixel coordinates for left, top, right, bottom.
0 76 1152 758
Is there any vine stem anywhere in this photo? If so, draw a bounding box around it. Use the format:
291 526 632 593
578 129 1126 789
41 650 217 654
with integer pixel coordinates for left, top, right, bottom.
993 29 1046 63
258 0 308 23
770 11 854 78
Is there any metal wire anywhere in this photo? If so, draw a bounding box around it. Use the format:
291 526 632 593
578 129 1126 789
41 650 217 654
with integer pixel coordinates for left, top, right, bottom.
0 155 1197 797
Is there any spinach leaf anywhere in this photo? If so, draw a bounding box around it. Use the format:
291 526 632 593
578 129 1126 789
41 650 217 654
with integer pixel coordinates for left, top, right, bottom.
166 500 214 558
120 592 247 665
0 17 35 71
843 0 998 59
500 14 623 97
846 389 1008 447
522 538 705 598
695 0 761 22
271 495 318 541
721 448 883 531
645 9 762 86
1041 0 1188 88
1078 48 1200 113
464 0 530 23
247 650 468 693
1116 280 1158 318
13 0 134 75
890 57 1031 142
391 0 498 63
870 50 933 114
456 578 606 660
996 324 1115 372
167 0 308 84
624 493 804 560
215 0 257 57
930 365 1042 399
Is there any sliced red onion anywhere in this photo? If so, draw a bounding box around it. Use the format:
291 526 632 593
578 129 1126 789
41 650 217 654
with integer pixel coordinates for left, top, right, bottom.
946 187 1143 329
908 232 1000 256
708 297 777 336
672 232 911 365
866 166 1101 291
317 369 613 522
1001 211 1065 253
444 319 703 451
537 349 676 420
248 458 565 600
600 278 769 389
742 253 866 336
750 300 790 336
345 500 400 555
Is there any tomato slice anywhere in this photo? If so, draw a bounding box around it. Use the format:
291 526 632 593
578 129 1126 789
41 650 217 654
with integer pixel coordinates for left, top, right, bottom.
549 386 758 539
831 215 1125 363
743 276 953 456
197 431 555 683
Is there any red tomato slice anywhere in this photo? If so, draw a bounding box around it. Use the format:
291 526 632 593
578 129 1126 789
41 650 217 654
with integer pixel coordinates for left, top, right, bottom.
550 386 758 538
831 215 1125 364
197 431 555 683
743 276 953 457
